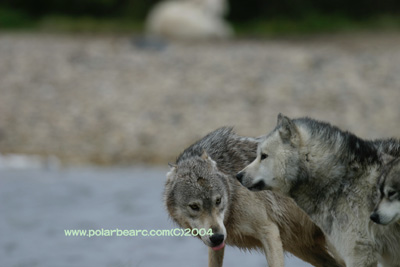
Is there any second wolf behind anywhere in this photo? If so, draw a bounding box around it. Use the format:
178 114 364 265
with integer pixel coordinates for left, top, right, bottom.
371 157 400 225
237 114 400 267
165 127 343 267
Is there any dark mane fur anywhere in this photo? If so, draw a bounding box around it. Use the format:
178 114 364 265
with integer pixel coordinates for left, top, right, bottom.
176 127 259 175
372 138 400 158
295 117 383 166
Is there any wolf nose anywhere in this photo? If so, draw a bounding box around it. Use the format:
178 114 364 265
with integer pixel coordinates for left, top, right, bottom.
370 212 380 224
236 172 243 183
210 233 224 246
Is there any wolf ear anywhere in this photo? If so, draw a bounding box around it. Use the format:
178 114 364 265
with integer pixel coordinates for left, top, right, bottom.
201 150 218 169
277 113 299 144
168 162 177 168
166 163 177 183
201 150 210 160
277 113 285 125
380 153 395 165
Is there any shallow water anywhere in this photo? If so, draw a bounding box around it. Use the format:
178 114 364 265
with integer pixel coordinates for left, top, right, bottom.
1 167 312 267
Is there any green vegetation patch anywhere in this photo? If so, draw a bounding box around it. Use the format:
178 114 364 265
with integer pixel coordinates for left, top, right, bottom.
0 7 35 29
1 8 400 36
234 14 400 37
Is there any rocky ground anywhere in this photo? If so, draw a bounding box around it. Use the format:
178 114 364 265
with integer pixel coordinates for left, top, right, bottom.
0 32 400 165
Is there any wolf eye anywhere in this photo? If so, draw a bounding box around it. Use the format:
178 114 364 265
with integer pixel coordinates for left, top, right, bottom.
387 190 397 198
216 198 221 205
261 153 268 160
189 204 200 211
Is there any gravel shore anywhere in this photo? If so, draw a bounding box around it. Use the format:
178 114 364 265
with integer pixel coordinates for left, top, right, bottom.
0 32 400 165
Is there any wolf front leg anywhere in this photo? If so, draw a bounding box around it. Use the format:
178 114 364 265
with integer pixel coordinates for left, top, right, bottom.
345 242 378 267
346 258 377 267
260 223 285 267
208 246 225 267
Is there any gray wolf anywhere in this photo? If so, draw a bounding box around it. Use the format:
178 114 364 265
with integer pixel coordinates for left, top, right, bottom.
370 157 400 225
165 127 344 267
237 114 400 267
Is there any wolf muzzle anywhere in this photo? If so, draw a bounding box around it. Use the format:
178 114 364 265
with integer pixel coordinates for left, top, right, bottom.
370 212 381 224
210 233 224 246
236 172 266 191
236 172 244 183
210 233 225 251
248 180 266 191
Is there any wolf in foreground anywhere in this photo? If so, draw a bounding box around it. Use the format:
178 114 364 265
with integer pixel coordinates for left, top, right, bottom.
237 114 400 267
165 127 343 267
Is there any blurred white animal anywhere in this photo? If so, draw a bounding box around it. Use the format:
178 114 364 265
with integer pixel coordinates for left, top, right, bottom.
145 0 233 40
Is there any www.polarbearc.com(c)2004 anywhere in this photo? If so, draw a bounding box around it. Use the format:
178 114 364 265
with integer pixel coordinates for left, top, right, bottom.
64 228 214 238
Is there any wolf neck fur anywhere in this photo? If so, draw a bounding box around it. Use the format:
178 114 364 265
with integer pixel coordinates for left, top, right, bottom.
289 119 381 217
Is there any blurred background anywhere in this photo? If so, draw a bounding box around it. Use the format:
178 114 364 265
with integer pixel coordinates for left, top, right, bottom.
2 0 400 34
0 0 400 165
1 1 400 266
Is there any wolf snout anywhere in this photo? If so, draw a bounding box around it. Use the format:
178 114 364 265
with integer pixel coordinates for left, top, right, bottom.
248 180 267 191
210 233 224 246
370 212 381 224
237 171 267 191
236 172 244 183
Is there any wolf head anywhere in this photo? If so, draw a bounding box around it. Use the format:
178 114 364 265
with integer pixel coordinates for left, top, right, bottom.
371 157 400 225
164 151 230 251
236 114 303 194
